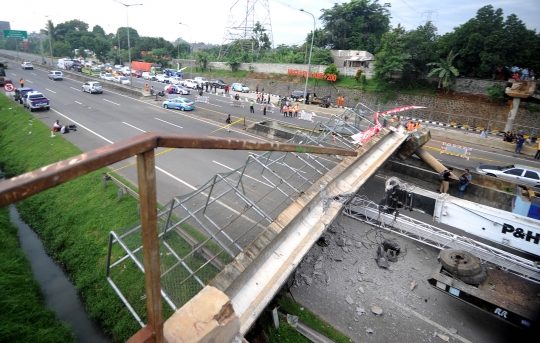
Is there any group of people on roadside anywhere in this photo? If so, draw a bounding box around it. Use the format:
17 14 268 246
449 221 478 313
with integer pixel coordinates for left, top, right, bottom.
51 120 76 134
256 92 270 104
281 104 299 117
510 67 535 81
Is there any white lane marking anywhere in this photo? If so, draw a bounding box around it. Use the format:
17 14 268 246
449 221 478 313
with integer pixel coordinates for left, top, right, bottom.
46 88 57 93
154 117 183 129
47 107 264 228
70 87 81 92
103 99 120 106
385 297 474 343
155 166 265 229
50 108 113 144
122 122 146 132
11 73 17 76
213 160 272 188
65 82 270 141
26 80 33 83
31 72 37 75
74 101 83 105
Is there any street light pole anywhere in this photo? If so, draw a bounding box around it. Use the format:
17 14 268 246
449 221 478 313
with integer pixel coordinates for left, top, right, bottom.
114 0 142 89
179 23 192 79
300 9 315 105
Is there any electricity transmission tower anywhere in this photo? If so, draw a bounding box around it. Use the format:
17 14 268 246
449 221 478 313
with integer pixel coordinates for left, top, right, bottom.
219 0 274 59
421 10 438 26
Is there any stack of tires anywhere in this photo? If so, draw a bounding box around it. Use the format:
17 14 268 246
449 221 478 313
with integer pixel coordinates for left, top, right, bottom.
439 249 487 285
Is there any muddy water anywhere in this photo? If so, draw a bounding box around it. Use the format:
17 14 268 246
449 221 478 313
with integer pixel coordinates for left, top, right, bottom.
10 205 111 343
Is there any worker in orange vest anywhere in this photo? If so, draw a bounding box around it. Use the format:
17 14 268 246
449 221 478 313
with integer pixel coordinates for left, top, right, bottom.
415 122 421 129
294 104 299 117
283 104 288 117
337 96 341 107
20 78 24 88
257 92 261 103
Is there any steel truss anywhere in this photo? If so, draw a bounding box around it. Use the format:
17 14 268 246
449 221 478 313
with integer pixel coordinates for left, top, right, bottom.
106 109 374 325
343 196 540 283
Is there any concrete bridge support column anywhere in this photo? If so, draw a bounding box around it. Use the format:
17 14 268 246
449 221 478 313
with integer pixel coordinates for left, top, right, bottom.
504 97 521 133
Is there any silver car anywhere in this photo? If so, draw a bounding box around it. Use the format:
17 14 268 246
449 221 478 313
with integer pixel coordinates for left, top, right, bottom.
82 81 103 94
476 165 540 188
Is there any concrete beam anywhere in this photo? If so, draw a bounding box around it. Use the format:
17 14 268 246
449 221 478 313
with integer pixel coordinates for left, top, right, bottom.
208 128 409 334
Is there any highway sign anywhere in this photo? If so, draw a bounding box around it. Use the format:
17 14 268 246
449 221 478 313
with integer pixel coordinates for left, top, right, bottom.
4 82 15 92
3 30 28 39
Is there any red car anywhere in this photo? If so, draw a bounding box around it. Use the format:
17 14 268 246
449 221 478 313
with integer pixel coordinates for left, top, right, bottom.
131 70 142 78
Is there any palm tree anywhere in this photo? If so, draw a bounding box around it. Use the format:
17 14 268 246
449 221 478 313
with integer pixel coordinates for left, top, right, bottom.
41 20 58 42
427 51 459 92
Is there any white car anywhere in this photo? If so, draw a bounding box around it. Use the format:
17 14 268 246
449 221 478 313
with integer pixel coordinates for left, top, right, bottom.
169 76 184 85
22 62 34 70
142 72 156 80
100 73 115 81
48 70 63 80
156 74 170 83
82 81 103 94
477 165 540 189
183 79 198 89
231 83 250 93
194 76 209 85
121 67 131 76
114 76 131 85
164 84 190 95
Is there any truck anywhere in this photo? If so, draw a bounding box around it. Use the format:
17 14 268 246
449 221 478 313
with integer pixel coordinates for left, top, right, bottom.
345 178 540 330
131 61 161 74
57 58 74 70
23 91 50 112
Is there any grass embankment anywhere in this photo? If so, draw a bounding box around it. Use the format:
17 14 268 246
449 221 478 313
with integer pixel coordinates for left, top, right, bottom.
0 95 145 342
0 207 76 343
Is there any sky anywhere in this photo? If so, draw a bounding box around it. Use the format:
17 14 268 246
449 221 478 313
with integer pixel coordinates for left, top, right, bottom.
4 0 540 48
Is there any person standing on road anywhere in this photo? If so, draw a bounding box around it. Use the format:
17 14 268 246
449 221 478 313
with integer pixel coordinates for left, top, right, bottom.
294 104 299 117
256 85 259 93
257 92 261 103
225 114 232 132
439 167 453 194
458 169 472 198
288 105 293 117
19 78 24 88
535 141 540 159
515 135 525 154
262 103 267 116
282 104 288 116
249 100 254 113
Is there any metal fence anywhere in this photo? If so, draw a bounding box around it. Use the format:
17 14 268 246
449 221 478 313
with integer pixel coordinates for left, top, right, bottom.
105 109 373 326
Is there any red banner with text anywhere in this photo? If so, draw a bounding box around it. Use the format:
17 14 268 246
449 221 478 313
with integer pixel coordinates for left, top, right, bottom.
287 69 337 82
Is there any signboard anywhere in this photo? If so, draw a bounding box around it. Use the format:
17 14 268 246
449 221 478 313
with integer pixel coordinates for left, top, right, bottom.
3 30 28 39
4 82 14 92
287 69 337 82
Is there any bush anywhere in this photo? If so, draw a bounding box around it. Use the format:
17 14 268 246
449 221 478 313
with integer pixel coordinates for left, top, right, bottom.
486 84 505 102
354 68 363 82
324 63 339 78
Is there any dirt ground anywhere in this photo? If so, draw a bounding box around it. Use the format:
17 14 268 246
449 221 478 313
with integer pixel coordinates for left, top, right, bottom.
289 215 532 343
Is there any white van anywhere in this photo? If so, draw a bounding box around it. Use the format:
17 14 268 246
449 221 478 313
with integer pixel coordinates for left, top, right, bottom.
57 59 74 70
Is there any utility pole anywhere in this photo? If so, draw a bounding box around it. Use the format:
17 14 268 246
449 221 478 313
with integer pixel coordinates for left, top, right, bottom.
39 35 45 64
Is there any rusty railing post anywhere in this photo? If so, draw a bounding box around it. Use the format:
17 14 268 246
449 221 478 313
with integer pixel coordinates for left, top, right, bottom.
136 149 163 343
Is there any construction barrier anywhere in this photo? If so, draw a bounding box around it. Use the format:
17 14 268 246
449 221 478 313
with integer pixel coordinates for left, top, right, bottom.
195 96 209 103
440 142 472 160
230 100 245 108
259 104 275 114
298 110 316 122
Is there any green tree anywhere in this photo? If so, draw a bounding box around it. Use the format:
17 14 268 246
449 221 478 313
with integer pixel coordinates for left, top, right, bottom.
93 37 111 62
403 21 439 78
77 46 87 58
195 51 210 70
374 29 405 80
324 63 339 77
42 20 60 42
252 21 272 54
92 25 106 36
319 0 391 52
53 41 72 57
427 50 459 92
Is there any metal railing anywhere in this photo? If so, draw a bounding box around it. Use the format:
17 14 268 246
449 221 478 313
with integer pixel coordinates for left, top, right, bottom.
0 132 356 343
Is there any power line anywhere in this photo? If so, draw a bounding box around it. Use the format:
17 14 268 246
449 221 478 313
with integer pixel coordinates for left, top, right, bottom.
399 0 422 15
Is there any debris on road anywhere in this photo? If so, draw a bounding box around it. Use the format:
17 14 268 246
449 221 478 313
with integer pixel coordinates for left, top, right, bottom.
366 328 373 334
410 280 417 291
437 333 450 342
371 305 383 315
346 295 354 305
